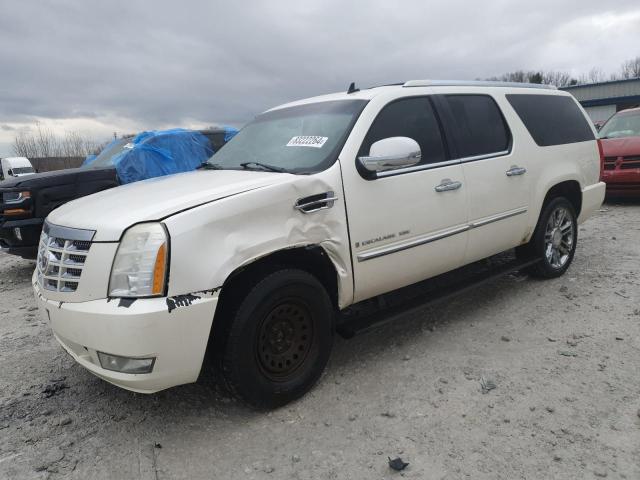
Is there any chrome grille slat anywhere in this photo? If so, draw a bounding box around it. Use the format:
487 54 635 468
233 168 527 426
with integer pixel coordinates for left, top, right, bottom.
37 228 92 293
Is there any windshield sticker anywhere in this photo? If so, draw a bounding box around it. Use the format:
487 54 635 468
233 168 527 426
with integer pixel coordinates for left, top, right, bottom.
286 136 328 148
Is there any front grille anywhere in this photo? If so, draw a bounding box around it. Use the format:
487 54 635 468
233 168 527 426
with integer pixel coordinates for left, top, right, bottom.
36 228 92 293
604 157 616 170
604 155 640 171
620 155 640 170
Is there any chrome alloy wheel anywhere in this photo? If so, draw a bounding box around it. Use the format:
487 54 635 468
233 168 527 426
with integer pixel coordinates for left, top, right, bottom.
543 206 575 269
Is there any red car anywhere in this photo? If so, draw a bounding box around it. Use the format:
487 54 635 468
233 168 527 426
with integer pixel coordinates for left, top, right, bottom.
599 107 640 197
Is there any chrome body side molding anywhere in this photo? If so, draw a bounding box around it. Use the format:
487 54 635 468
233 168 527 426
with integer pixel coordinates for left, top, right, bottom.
357 207 528 262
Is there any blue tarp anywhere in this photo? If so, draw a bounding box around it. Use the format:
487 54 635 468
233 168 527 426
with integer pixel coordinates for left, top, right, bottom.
82 127 238 184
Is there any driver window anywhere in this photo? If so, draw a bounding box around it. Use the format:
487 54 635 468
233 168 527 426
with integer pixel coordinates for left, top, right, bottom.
358 97 447 166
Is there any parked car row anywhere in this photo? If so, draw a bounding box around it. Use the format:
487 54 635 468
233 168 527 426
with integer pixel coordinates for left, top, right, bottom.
27 80 606 408
0 127 236 257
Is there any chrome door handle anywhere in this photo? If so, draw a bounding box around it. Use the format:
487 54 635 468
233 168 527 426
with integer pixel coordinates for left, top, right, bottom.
506 166 527 176
434 179 462 192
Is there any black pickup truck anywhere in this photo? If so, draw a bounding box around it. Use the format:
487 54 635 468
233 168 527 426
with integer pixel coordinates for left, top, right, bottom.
0 128 233 258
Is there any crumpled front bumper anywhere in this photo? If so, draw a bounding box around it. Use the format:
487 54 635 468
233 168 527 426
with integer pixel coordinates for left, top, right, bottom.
33 273 219 393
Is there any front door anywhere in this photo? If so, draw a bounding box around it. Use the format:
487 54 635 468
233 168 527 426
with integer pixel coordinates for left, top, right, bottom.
340 96 469 303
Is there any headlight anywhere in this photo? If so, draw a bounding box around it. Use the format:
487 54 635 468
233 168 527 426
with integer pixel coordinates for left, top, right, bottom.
2 190 30 204
109 223 169 298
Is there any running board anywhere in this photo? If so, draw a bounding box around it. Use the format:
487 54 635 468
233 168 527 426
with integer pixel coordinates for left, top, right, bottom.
336 256 541 339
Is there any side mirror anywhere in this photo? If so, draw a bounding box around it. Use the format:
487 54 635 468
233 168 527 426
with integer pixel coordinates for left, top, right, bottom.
358 137 421 173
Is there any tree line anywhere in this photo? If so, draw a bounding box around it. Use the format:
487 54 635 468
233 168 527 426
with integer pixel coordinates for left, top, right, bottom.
12 122 107 159
488 55 640 87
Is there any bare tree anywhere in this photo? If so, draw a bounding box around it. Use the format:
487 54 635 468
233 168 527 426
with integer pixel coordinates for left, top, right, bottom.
620 56 640 79
488 70 576 87
12 123 103 158
588 67 605 83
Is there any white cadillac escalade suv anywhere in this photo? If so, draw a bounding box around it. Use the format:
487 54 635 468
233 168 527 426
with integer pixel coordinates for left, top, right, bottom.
34 80 605 408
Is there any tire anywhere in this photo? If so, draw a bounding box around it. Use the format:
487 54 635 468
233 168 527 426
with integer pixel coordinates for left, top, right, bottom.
221 269 334 409
519 197 578 279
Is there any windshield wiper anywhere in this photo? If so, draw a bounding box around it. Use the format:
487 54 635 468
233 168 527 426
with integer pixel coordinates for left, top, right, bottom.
240 162 287 173
197 162 224 170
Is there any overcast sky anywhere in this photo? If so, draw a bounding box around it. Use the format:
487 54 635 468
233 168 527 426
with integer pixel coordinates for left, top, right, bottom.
1 0 639 156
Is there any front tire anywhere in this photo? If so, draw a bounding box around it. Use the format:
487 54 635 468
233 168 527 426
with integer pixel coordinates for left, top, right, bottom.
521 197 578 278
221 269 334 409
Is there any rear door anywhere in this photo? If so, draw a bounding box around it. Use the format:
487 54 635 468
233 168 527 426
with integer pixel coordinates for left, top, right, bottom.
436 94 530 263
342 96 469 302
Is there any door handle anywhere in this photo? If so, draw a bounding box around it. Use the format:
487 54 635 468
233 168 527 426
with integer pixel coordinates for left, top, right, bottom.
506 166 527 176
434 179 462 192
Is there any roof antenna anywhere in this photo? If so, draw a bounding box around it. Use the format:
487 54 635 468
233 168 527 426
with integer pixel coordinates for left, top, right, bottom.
347 82 359 94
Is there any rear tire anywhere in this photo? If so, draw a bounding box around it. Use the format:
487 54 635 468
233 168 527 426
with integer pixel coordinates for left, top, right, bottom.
519 197 578 279
221 269 334 409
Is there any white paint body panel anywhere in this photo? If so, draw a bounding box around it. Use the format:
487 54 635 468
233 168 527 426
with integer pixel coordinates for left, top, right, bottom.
34 83 605 394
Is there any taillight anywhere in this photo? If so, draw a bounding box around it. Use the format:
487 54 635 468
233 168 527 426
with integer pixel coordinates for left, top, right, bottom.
596 139 605 180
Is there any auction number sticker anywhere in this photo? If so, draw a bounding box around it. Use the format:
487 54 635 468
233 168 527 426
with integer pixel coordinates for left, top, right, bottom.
286 136 328 148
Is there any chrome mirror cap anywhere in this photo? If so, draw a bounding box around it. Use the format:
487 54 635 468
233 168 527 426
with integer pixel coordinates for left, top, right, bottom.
358 136 421 173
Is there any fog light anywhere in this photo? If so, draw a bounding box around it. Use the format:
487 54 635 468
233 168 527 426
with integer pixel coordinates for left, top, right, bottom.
13 227 22 241
97 352 155 374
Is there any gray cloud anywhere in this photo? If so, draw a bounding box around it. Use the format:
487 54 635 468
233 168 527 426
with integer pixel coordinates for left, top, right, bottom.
1 0 639 134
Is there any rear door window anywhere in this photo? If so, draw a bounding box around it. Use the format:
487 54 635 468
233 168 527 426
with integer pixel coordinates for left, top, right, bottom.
442 95 510 158
358 96 447 168
506 94 594 146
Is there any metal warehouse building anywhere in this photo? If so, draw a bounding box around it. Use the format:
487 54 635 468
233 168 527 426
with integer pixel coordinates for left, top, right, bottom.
562 78 640 123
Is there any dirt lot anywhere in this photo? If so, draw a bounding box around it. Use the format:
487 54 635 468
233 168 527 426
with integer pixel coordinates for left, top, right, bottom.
1 202 639 480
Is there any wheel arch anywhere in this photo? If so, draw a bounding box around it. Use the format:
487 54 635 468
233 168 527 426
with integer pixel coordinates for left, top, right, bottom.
541 180 582 217
200 245 342 378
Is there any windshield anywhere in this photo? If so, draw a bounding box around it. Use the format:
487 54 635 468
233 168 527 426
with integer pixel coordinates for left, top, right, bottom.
85 137 133 168
11 167 34 175
599 111 640 139
206 100 367 174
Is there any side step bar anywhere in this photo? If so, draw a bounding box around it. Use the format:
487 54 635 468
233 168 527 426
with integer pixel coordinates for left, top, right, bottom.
336 256 541 339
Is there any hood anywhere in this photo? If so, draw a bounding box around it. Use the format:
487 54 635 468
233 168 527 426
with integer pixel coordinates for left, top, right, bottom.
47 169 293 241
600 136 640 157
0 166 115 189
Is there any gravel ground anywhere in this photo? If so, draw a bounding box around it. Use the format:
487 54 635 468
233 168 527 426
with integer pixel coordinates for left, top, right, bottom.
1 202 639 480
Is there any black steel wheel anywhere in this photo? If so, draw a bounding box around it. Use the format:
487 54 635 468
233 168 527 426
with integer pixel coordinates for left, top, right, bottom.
256 300 314 381
221 269 334 409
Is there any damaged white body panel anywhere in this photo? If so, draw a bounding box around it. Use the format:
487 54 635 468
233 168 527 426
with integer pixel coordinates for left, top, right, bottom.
164 163 353 307
33 81 605 395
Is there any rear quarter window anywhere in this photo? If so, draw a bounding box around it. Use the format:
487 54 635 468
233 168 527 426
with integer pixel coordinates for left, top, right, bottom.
506 94 594 146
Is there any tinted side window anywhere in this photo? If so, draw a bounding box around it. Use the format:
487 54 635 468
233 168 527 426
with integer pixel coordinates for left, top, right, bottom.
507 94 594 146
359 97 446 166
444 95 510 158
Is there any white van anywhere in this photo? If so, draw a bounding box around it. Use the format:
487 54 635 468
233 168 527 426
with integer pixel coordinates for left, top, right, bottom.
33 80 605 408
0 157 35 181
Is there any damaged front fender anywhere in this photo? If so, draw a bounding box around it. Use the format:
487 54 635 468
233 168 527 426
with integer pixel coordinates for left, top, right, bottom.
163 162 353 308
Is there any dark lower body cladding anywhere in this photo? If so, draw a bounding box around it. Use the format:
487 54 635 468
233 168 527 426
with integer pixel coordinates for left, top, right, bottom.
0 218 42 258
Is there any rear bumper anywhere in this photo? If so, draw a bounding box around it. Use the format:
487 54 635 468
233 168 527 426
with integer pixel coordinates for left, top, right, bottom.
578 182 606 224
33 274 219 393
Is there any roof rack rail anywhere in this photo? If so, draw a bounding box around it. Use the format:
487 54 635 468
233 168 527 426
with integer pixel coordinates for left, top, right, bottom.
403 80 557 90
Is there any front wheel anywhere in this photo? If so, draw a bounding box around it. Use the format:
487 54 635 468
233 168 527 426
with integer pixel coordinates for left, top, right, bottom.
521 197 578 278
221 269 334 409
